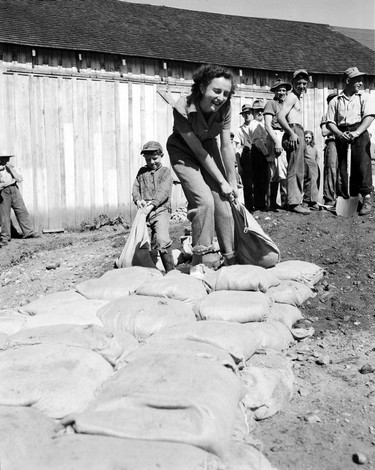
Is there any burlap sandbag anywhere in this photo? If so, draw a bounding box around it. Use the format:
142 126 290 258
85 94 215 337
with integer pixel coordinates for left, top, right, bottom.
5 324 139 366
148 320 261 365
18 290 106 327
268 260 325 288
242 321 294 352
241 351 295 420
23 435 224 470
135 270 208 309
0 344 113 418
0 309 28 334
224 441 277 470
215 265 280 292
265 280 316 306
118 339 237 371
64 353 245 458
97 295 196 340
267 302 303 330
0 406 55 470
76 266 163 300
197 291 272 323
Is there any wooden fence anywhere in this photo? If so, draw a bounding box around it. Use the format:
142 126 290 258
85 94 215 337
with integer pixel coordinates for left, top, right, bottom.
1 62 374 230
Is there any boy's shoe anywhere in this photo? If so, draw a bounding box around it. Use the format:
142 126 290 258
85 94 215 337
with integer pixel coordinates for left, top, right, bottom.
0 239 9 247
309 203 320 211
359 199 372 216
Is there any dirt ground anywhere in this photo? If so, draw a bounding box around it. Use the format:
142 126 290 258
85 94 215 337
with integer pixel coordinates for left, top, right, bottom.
1 198 375 470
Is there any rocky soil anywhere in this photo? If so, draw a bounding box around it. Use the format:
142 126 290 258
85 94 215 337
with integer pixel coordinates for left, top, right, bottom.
1 199 375 470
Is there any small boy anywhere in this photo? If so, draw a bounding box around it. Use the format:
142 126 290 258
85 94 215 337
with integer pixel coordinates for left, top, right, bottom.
132 141 174 272
0 156 40 247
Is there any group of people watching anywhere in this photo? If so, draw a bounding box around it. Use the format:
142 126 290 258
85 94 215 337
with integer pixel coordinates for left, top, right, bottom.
131 64 375 276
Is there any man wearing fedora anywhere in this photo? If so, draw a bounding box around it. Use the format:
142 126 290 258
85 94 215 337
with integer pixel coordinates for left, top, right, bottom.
326 67 375 216
264 78 291 210
278 69 311 214
234 103 254 211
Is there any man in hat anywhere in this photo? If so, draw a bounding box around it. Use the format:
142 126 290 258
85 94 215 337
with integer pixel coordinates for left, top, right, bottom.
233 103 254 210
277 69 311 214
132 140 174 271
320 92 338 207
326 67 375 216
264 78 292 210
248 99 271 210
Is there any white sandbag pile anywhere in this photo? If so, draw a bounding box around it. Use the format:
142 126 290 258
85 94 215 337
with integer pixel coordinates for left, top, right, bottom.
0 257 325 469
97 294 196 340
17 290 107 327
76 266 163 300
0 344 113 418
3 324 139 366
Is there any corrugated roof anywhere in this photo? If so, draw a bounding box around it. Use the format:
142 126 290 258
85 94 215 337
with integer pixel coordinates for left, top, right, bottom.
332 26 375 52
0 0 374 75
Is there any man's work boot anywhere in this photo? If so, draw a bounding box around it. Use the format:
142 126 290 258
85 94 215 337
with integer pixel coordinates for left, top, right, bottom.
359 197 372 216
289 204 311 215
160 247 175 273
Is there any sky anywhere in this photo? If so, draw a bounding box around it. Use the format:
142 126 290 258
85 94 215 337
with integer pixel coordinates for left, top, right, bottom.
122 0 375 30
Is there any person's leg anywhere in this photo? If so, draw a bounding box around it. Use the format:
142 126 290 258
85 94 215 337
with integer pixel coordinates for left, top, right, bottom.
10 186 34 237
0 187 13 242
239 147 254 212
351 131 373 216
252 148 268 210
304 151 319 204
167 140 216 265
150 210 174 272
323 141 338 204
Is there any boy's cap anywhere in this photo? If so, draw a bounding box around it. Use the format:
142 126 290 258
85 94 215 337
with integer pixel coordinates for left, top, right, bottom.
270 79 292 92
141 141 163 154
293 69 309 80
251 99 265 110
343 67 366 79
326 92 338 104
240 103 252 114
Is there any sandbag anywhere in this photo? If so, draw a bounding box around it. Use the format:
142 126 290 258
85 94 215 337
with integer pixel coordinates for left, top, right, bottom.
232 200 280 268
0 344 113 418
268 302 303 330
115 208 156 269
0 406 55 470
23 435 223 470
76 266 163 300
148 320 261 365
241 351 295 420
64 353 245 459
197 291 272 323
5 324 139 366
224 441 277 470
0 309 28 334
242 321 294 352
97 295 196 340
18 290 106 327
135 270 208 309
268 259 325 288
119 339 237 371
215 265 280 292
266 280 316 306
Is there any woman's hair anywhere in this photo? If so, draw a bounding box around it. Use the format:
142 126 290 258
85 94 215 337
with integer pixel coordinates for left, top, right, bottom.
304 130 315 147
188 64 235 106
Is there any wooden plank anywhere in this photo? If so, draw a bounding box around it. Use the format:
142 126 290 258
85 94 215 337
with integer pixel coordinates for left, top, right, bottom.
92 79 104 215
57 76 67 228
117 81 131 221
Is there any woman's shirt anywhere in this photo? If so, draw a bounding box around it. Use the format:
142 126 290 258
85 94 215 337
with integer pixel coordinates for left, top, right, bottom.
171 95 231 142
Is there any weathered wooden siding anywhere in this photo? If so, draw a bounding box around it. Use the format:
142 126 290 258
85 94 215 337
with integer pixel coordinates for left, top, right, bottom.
0 46 374 230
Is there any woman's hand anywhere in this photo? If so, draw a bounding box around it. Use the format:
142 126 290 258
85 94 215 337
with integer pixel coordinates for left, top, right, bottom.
220 180 238 201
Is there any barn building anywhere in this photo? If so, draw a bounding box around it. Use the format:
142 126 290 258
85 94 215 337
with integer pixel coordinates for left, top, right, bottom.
0 0 374 230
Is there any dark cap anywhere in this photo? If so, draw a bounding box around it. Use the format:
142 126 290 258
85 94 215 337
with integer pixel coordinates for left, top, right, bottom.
270 79 292 92
293 69 309 80
252 99 265 110
326 92 338 104
343 66 366 80
141 141 163 154
240 103 252 114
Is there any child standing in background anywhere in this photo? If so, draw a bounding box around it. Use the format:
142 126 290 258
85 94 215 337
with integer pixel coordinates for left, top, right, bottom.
132 141 174 272
0 155 40 247
303 131 320 210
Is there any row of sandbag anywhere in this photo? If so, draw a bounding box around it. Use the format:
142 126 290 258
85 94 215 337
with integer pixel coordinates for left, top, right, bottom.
0 261 324 469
